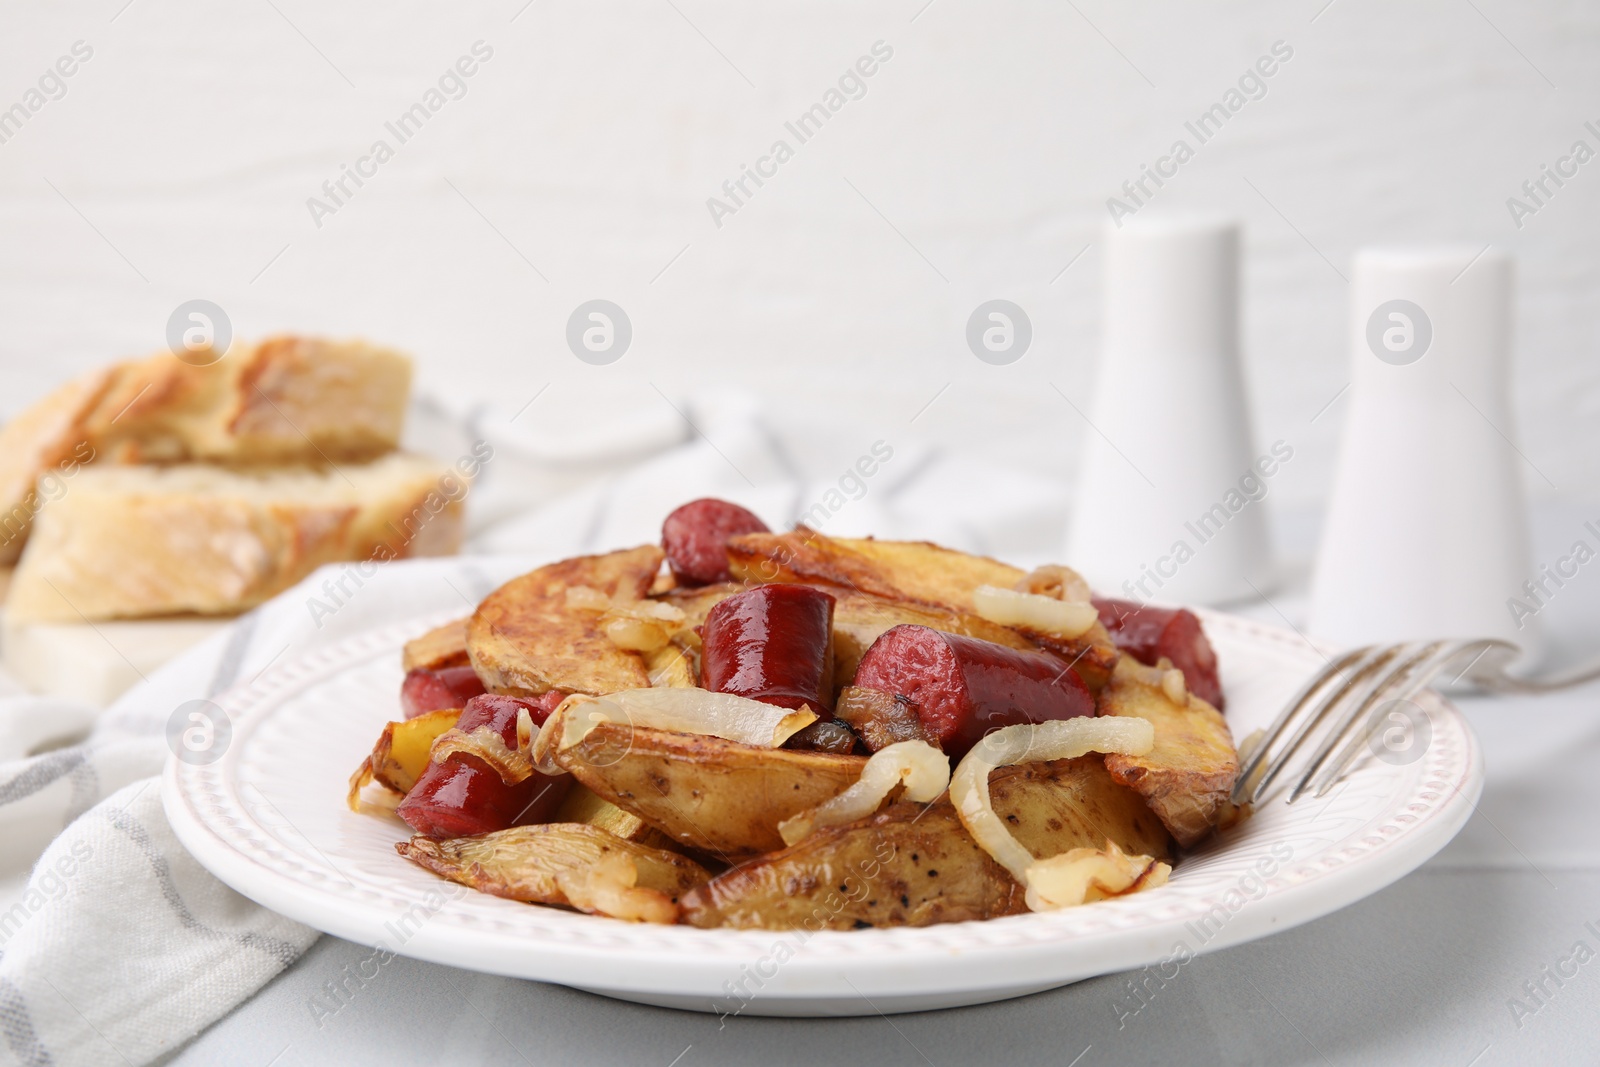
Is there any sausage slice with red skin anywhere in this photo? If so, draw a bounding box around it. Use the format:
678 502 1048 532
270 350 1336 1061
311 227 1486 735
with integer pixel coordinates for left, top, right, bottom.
397 693 571 839
851 625 1094 758
1092 597 1224 710
662 498 769 586
701 584 836 713
400 665 486 720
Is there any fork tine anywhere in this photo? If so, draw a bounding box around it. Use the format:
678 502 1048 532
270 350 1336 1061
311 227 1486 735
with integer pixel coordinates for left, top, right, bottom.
1301 639 1485 798
1235 645 1393 805
1287 641 1444 802
1231 646 1371 804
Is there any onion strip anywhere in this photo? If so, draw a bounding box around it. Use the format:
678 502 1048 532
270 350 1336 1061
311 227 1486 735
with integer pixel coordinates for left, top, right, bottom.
550 688 817 757
973 585 1099 639
1024 840 1171 910
430 724 534 785
777 740 949 846
949 718 1157 910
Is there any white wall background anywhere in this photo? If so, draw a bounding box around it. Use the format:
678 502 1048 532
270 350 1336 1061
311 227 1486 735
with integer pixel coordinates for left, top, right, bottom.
1 0 1596 516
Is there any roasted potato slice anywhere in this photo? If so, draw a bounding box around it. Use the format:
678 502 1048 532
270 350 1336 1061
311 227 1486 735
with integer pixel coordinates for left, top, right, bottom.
727 527 897 600
398 824 710 912
403 617 471 672
1000 756 1173 863
468 545 663 697
682 756 1170 929
727 527 1024 616
346 708 460 808
555 720 866 859
1100 657 1240 848
832 536 1025 615
684 801 1014 929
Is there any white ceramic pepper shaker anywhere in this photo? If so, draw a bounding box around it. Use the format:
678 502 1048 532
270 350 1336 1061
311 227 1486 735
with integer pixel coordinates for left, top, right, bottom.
1064 215 1275 605
1309 246 1538 656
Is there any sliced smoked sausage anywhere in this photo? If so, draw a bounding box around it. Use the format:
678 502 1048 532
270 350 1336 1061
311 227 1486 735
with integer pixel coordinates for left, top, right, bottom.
662 498 769 586
700 584 836 712
1092 597 1224 710
851 625 1094 757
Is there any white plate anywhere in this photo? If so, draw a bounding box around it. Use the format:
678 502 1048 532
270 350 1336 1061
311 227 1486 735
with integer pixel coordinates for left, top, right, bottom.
163 608 1482 1017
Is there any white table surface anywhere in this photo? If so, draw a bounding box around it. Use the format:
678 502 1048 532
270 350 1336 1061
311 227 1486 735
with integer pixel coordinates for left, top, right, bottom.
161 501 1600 1067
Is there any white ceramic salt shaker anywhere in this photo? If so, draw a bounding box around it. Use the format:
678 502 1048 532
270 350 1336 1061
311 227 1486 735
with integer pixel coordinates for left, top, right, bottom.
1064 215 1274 605
1309 246 1538 657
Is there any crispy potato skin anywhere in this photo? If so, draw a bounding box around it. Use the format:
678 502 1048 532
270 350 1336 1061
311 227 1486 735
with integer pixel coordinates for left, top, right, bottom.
1100 658 1240 848
555 721 865 859
832 536 1025 616
398 824 709 906
682 801 1021 930
402 617 471 672
469 545 663 697
681 757 1171 930
727 528 1024 617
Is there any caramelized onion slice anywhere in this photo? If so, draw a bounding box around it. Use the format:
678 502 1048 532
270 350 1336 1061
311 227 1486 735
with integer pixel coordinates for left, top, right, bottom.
1014 564 1093 604
1024 840 1171 910
973 584 1099 639
430 723 535 785
949 717 1156 908
777 740 948 846
554 852 678 924
555 688 817 752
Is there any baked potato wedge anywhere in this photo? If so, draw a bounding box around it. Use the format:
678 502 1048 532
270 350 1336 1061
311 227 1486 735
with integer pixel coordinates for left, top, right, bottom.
1100 657 1240 847
682 756 1171 929
727 527 1024 616
398 823 710 917
832 536 1025 615
468 545 663 697
403 617 471 672
346 708 460 808
684 800 1014 929
554 720 866 859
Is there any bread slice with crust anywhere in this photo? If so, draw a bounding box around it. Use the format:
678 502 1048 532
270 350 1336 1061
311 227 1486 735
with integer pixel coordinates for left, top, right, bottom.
4 453 463 622
0 337 412 563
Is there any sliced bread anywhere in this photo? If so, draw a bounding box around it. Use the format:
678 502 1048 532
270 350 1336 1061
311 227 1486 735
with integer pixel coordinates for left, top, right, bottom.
0 336 413 563
5 453 465 622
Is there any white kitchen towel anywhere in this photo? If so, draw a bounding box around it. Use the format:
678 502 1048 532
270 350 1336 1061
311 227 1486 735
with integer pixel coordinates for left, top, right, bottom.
0 389 1070 1066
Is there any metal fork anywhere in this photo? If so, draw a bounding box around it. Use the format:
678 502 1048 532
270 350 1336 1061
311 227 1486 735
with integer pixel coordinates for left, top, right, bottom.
1232 638 1600 805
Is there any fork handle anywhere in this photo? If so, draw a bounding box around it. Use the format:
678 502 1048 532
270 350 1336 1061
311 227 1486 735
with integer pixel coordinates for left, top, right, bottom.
1475 652 1600 694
